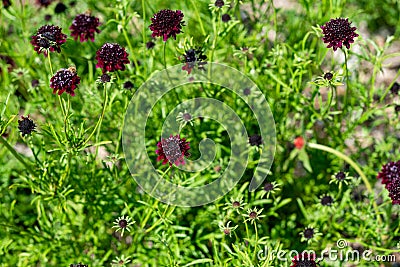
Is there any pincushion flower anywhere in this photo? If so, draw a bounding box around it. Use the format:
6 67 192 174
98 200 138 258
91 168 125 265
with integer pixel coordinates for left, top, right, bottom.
36 0 53 7
378 160 400 205
181 48 207 74
95 43 130 73
321 18 358 51
50 67 80 96
18 115 36 137
291 252 319 267
70 12 101 42
155 134 190 166
31 25 67 57
149 9 185 41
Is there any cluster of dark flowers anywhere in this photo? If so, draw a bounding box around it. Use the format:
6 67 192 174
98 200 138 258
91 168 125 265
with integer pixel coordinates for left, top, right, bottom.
378 160 400 205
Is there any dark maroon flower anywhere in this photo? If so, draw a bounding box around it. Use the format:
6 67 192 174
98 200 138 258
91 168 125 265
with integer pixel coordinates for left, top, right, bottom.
155 134 190 166
321 18 359 51
214 0 224 7
149 9 185 42
291 252 319 267
95 43 130 73
18 115 36 137
243 88 251 96
3 0 11 9
386 178 400 205
378 160 400 205
70 13 101 42
324 72 333 80
320 194 334 206
222 14 231 22
146 41 155 49
31 79 40 87
263 182 274 192
249 134 262 147
335 171 346 181
31 25 67 57
390 82 399 95
395 105 400 113
36 0 53 8
54 2 67 14
99 74 111 83
50 67 80 96
181 48 207 74
377 161 400 186
44 14 52 21
123 81 134 90
302 227 315 239
70 263 88 267
0 55 16 74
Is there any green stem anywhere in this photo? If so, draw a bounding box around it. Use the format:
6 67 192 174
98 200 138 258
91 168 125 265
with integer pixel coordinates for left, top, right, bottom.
190 0 206 36
142 0 146 48
0 136 35 176
82 83 108 147
122 28 139 72
343 49 350 111
307 142 382 224
253 222 259 262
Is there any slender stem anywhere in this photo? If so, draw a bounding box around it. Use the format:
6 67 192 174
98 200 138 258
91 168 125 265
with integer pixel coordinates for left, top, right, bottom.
253 222 259 262
0 136 35 176
343 49 350 111
82 83 108 147
122 28 139 72
190 0 206 36
142 0 146 48
307 142 382 224
163 42 167 70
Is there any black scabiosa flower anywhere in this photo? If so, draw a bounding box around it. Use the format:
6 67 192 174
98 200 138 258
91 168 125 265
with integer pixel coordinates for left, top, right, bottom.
149 9 185 42
96 43 130 73
3 0 11 9
377 161 400 186
70 263 88 267
249 134 263 147
36 0 53 8
291 252 319 267
324 72 333 80
378 160 400 205
320 194 334 206
112 215 135 237
54 2 67 14
320 18 358 51
156 134 190 166
31 25 67 57
218 221 237 237
70 12 101 42
390 82 400 95
99 73 111 83
261 181 280 198
18 115 36 137
300 226 322 244
181 48 207 74
222 14 231 22
123 81 134 90
146 41 155 49
387 178 400 205
50 67 80 96
243 207 265 224
214 0 224 7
